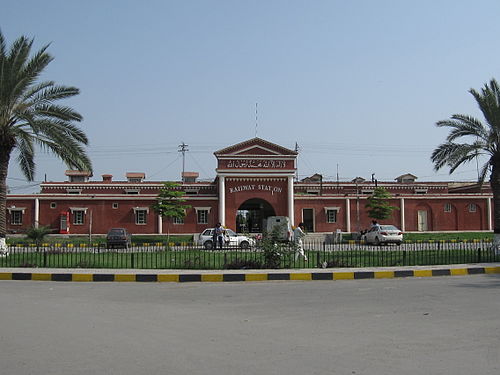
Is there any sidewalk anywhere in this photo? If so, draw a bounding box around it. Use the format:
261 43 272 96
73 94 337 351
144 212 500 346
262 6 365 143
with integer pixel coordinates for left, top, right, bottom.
1 263 500 282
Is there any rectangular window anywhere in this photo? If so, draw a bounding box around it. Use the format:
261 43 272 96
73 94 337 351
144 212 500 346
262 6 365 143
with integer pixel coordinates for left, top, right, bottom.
444 203 452 213
135 210 147 225
112 203 119 209
173 216 184 225
469 203 477 213
125 189 140 195
197 210 208 224
326 209 337 223
10 211 23 225
50 202 57 209
73 211 84 225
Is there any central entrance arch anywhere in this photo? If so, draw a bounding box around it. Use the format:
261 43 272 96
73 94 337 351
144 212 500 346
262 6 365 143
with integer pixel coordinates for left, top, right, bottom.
236 198 276 233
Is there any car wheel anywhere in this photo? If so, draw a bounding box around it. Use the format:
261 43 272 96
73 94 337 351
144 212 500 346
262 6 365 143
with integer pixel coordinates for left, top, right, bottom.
240 241 249 249
374 237 380 246
204 240 214 250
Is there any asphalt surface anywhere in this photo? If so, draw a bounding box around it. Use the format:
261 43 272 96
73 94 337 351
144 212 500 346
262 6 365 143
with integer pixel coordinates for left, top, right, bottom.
1 274 500 374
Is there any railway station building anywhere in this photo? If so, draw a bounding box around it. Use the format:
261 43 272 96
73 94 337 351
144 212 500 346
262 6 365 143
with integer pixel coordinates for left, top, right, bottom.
5 138 493 236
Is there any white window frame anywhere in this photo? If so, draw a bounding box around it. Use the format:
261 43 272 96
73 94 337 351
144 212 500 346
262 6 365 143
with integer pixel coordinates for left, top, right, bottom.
324 207 340 224
195 207 211 224
10 210 23 225
112 203 119 209
69 207 87 225
173 216 185 225
469 203 477 213
73 211 85 225
133 207 149 225
444 203 452 213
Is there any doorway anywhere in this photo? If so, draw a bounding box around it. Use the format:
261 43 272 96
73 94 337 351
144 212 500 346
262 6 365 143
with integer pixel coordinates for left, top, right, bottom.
237 198 275 233
417 210 428 231
302 208 314 232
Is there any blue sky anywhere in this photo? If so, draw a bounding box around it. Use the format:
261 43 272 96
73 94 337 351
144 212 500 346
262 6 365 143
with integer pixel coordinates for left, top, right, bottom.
3 0 500 192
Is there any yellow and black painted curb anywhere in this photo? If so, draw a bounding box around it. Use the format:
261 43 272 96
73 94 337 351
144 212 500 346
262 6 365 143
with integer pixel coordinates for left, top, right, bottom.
0 266 499 282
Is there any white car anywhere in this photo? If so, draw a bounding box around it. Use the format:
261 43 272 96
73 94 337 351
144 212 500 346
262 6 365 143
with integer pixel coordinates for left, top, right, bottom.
364 225 403 245
197 228 255 249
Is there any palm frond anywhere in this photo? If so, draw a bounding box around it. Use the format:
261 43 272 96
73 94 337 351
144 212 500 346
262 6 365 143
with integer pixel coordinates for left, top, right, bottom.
8 36 33 80
431 142 484 171
478 159 490 185
0 29 6 57
15 131 35 180
0 30 92 187
22 81 54 101
29 118 89 144
35 104 83 122
470 79 500 133
11 47 52 102
36 137 92 171
436 118 485 143
29 85 79 105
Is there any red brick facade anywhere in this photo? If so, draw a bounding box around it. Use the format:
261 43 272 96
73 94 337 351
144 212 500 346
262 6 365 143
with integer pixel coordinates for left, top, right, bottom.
5 138 493 235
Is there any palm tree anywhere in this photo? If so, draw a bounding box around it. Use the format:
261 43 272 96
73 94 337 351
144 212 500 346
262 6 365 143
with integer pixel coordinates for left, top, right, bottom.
431 78 500 252
0 30 92 253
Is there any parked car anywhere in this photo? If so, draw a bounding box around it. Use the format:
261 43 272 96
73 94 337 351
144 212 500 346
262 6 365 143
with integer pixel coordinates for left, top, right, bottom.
106 228 132 248
363 225 403 245
198 228 255 249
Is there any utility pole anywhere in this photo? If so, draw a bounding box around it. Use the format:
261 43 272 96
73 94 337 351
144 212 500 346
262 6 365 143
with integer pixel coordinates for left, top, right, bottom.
178 142 189 177
295 142 300 181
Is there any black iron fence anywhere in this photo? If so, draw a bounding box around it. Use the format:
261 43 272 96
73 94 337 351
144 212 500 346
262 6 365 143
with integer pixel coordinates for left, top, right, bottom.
1 239 499 270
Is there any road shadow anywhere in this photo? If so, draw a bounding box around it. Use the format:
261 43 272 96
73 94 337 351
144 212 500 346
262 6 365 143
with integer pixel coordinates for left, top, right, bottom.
453 273 500 289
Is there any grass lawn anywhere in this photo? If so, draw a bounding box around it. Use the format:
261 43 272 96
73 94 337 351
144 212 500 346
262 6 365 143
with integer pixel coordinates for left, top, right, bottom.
2 244 498 270
402 232 493 242
6 234 194 246
6 232 493 246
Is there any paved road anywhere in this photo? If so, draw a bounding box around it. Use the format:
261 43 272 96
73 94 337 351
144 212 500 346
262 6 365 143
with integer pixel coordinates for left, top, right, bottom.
1 275 500 375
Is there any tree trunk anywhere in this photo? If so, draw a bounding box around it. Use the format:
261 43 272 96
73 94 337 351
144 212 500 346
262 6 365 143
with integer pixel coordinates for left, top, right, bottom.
0 147 12 254
490 155 500 255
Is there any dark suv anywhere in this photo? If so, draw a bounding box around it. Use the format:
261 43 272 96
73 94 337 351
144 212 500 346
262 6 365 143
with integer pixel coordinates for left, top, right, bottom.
106 228 132 248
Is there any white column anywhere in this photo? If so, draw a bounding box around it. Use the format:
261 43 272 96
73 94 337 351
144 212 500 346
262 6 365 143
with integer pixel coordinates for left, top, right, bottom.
400 197 405 232
34 198 39 228
158 214 162 234
345 198 351 232
288 176 294 225
219 176 225 226
487 197 492 231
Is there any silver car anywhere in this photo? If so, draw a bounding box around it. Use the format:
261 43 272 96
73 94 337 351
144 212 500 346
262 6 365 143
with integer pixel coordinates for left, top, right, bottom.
364 225 403 245
198 228 255 249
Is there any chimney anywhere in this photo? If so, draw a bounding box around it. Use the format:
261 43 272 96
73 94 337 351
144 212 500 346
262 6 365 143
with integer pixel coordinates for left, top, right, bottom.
102 174 113 182
182 172 199 183
126 172 145 182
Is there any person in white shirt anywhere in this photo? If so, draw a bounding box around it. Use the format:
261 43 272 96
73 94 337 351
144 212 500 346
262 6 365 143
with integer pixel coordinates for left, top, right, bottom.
293 222 307 261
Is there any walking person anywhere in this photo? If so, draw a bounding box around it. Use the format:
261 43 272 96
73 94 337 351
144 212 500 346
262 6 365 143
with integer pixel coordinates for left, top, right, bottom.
293 222 308 261
213 222 225 249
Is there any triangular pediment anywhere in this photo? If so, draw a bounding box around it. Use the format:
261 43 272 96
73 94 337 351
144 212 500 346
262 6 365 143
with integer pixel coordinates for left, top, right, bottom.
214 138 297 157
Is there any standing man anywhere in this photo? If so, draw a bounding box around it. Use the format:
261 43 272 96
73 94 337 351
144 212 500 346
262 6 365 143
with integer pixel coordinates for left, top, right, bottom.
293 222 307 261
213 222 225 249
